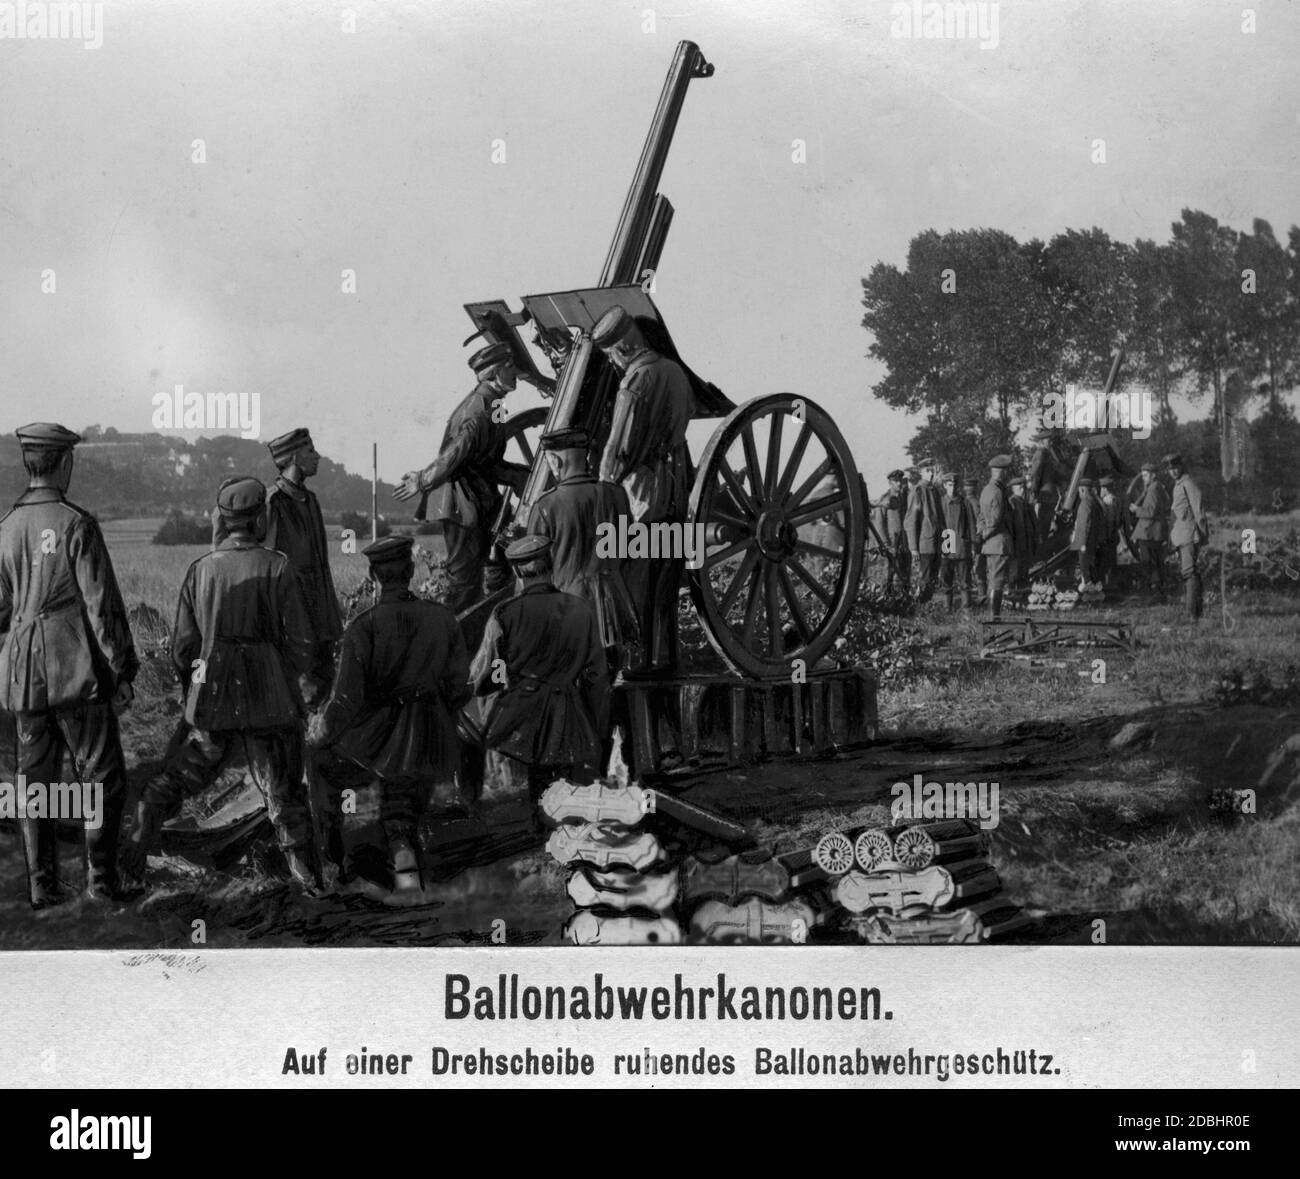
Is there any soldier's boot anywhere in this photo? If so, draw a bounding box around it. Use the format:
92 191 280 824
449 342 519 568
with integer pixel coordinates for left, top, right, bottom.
989 588 1004 620
384 822 421 893
281 843 324 896
120 797 164 891
944 584 955 612
959 586 971 611
1186 574 1203 621
317 810 356 892
82 797 124 903
19 819 62 909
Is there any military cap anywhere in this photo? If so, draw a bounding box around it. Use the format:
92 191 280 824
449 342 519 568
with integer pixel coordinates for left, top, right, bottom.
905 465 920 476
540 427 590 451
1099 475 1115 488
1008 475 1026 488
886 468 904 482
918 456 938 468
1077 476 1097 488
469 341 513 374
505 534 552 564
988 454 1013 469
16 422 81 450
940 471 957 484
362 535 414 566
1141 460 1158 472
962 476 979 488
591 305 635 347
1163 452 1183 466
216 476 266 516
268 427 312 462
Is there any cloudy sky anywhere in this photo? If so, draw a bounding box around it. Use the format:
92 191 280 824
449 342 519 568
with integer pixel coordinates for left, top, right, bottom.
2 0 1298 486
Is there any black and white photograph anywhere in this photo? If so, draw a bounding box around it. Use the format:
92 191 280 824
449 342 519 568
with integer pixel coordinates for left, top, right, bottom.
1 0 1298 1109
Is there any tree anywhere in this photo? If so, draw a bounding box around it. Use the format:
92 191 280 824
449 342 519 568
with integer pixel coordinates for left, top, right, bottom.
1236 219 1299 411
1128 237 1185 435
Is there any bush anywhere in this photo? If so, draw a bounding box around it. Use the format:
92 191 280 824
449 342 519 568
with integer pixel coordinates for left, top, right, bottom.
339 511 391 540
152 510 210 545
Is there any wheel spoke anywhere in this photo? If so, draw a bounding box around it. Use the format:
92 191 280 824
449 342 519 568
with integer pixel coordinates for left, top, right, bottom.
518 436 534 466
788 493 848 527
788 457 834 510
719 548 761 614
740 424 765 506
789 557 834 606
764 411 784 499
775 420 813 501
704 536 756 569
742 562 764 642
716 456 759 519
779 566 813 642
710 509 752 533
765 564 782 658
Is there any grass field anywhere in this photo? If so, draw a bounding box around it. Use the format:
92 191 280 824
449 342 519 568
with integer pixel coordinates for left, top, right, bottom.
1 514 1298 948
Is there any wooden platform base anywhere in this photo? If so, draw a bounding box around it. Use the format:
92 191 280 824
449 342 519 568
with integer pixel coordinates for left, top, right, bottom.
616 667 878 779
979 616 1136 658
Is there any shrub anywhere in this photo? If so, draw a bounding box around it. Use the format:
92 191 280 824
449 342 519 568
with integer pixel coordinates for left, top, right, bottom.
152 510 210 545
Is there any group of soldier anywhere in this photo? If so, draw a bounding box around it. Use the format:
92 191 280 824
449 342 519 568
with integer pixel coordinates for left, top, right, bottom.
869 451 1208 619
0 301 696 910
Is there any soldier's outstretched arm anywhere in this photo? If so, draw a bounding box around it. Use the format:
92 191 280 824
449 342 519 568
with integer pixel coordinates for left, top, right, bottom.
469 612 505 696
310 623 368 747
442 617 473 710
69 515 139 689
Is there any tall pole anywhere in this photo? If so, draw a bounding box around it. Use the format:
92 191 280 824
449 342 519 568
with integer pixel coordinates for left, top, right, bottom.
371 442 378 543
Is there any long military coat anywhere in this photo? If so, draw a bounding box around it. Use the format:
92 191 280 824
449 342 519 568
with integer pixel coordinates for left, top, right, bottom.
1170 474 1207 547
1130 479 1170 542
310 589 470 780
978 479 1012 555
421 380 510 527
469 583 609 768
0 488 138 712
172 537 314 730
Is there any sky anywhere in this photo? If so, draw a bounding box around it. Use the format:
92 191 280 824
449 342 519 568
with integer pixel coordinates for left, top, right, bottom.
2 0 1299 487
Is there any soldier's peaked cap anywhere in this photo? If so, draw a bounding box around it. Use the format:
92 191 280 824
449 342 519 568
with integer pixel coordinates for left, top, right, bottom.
886 468 904 481
962 476 979 487
267 428 312 461
505 534 551 564
918 456 938 468
1163 452 1183 466
1008 474 1027 486
363 535 414 565
989 454 1013 469
1077 476 1097 487
469 341 513 374
1099 475 1116 487
940 471 957 483
591 305 635 347
216 476 266 515
16 422 80 450
540 427 590 451
1141 460 1158 472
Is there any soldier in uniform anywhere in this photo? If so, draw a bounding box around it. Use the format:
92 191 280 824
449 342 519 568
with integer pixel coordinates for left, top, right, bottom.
1166 452 1208 620
593 305 692 671
306 536 470 894
122 478 320 892
215 428 342 698
978 455 1014 619
1071 477 1102 586
880 469 909 593
392 342 521 612
1129 460 1170 601
938 472 972 611
1006 474 1037 600
906 458 943 603
961 475 985 606
0 424 138 906
467 536 609 806
526 426 639 673
1096 475 1123 593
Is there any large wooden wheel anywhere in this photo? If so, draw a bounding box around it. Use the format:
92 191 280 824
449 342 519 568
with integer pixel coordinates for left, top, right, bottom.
687 394 865 678
499 405 547 495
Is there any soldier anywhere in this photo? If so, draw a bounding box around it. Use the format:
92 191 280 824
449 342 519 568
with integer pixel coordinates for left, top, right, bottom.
123 477 320 892
1006 474 1037 599
1071 477 1102 587
938 473 971 611
526 426 639 673
0 424 138 906
881 468 910 592
1166 452 1208 620
593 305 692 671
1096 475 1123 593
961 475 985 605
306 536 470 894
216 428 342 697
392 341 521 612
906 458 943 602
978 455 1014 619
1129 461 1170 600
467 536 609 807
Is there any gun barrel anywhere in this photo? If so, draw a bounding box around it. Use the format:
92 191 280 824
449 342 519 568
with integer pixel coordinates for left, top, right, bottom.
599 40 713 286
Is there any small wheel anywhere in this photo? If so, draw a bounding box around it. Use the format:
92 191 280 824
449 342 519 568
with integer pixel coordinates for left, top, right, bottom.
893 826 936 870
814 831 855 876
855 829 894 872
